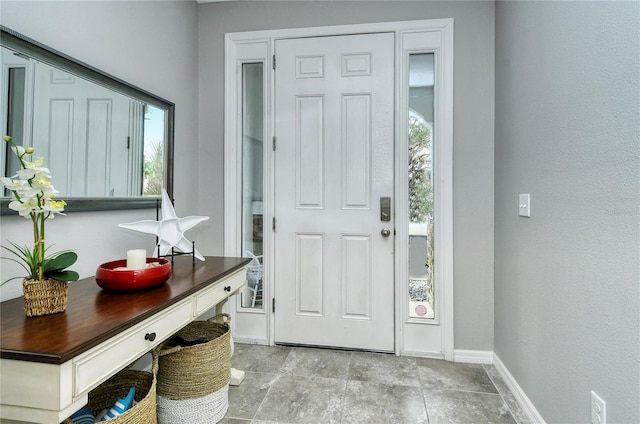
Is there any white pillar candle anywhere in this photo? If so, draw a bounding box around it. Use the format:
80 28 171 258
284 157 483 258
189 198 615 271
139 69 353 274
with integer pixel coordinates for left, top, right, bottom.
126 249 147 270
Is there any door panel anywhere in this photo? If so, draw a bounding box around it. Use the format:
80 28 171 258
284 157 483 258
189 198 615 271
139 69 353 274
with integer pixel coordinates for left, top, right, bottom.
296 96 324 208
296 233 324 316
342 94 371 208
342 234 372 319
274 33 395 351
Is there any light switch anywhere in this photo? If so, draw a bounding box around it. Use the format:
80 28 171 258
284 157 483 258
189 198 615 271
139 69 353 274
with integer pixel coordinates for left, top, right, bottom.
519 194 531 217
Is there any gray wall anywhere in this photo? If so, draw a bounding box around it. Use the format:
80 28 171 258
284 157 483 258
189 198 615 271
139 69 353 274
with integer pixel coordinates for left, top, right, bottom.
3 2 637 420
494 1 640 423
0 1 200 300
198 0 496 351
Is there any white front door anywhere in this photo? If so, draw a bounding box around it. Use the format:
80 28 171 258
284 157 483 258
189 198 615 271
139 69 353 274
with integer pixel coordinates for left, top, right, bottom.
273 33 395 351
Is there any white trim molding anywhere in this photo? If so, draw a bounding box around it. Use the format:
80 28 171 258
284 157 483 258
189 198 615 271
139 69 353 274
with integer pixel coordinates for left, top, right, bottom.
493 353 547 424
394 19 454 361
453 349 494 364
224 37 273 344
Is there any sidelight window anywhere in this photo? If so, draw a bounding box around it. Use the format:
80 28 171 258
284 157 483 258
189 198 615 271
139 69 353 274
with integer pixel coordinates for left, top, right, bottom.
240 62 265 310
408 53 435 320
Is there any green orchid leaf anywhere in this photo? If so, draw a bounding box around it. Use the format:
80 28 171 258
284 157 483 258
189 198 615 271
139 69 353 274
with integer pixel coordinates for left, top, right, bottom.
2 242 38 279
48 270 79 282
0 276 26 287
44 251 77 272
4 241 30 262
0 255 32 276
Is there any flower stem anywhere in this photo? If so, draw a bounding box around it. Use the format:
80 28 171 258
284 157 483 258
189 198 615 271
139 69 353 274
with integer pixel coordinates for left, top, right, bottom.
31 212 39 280
39 213 45 282
30 211 45 282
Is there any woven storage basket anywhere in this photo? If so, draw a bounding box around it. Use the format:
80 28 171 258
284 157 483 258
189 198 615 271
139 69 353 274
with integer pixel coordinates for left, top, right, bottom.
157 385 229 423
63 352 158 424
155 314 231 424
23 278 68 317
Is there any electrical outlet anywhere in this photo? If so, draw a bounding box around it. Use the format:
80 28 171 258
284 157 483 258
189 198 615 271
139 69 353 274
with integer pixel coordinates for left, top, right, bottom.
591 391 606 424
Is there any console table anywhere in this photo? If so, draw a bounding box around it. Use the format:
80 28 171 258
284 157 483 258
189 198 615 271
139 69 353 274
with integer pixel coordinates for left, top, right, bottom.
0 256 249 424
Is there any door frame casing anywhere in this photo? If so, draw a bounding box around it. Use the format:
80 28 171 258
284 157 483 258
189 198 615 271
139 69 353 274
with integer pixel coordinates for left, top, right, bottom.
224 18 454 360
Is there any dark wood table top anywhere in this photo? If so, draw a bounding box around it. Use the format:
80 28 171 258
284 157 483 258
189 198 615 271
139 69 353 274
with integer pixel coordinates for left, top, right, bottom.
0 256 249 364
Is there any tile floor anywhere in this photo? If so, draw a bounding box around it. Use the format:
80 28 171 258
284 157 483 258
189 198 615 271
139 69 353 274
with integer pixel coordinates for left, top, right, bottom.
221 344 530 424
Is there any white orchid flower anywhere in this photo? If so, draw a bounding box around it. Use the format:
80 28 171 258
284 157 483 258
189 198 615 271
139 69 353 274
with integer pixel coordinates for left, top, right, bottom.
10 144 26 157
16 186 49 200
30 176 58 194
1 177 28 192
8 197 39 217
42 198 67 217
16 158 51 180
2 134 76 285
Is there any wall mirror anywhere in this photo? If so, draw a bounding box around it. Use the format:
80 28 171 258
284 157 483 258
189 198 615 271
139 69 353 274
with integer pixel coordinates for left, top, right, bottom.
0 26 174 214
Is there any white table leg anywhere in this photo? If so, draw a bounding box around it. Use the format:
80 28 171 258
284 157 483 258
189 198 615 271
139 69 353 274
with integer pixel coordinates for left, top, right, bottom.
215 295 246 386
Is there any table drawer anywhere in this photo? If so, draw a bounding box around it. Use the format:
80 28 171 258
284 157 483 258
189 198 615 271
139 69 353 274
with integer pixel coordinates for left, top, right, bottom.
72 300 192 396
193 268 246 316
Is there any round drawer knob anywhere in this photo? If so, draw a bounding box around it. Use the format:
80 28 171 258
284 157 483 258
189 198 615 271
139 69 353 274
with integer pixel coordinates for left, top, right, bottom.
145 332 157 342
224 286 231 292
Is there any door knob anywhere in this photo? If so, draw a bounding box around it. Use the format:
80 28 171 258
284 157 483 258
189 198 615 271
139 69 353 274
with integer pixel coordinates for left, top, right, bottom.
381 228 391 237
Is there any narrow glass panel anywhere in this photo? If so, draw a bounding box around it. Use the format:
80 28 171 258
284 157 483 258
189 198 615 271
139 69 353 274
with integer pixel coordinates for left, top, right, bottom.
241 62 264 309
408 53 435 320
143 105 165 196
4 67 26 181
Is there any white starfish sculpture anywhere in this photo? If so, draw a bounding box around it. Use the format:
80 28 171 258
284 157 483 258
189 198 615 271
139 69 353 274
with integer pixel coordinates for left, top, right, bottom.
119 189 209 261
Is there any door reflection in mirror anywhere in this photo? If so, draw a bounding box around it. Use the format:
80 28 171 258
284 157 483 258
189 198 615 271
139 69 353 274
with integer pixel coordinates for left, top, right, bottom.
1 46 165 198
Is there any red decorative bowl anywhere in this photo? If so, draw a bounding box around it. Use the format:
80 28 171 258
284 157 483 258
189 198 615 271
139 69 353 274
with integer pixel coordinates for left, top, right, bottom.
95 258 171 291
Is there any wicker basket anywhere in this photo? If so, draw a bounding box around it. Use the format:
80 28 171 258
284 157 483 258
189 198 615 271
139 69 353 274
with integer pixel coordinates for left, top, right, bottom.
157 385 229 423
23 278 68 317
155 314 232 423
64 352 158 424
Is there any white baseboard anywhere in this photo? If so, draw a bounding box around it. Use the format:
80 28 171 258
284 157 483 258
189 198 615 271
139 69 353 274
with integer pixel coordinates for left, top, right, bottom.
453 349 494 364
493 353 546 424
233 337 269 346
401 350 445 359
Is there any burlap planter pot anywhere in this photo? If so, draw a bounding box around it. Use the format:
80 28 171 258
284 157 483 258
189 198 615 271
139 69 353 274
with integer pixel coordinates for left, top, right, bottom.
23 278 68 317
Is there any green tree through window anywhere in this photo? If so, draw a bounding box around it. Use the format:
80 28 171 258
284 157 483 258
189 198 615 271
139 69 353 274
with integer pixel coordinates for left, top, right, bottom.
144 141 163 196
408 115 432 223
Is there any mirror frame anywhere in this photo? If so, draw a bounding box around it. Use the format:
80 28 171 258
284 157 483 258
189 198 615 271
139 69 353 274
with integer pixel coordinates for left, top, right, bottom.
0 25 174 214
